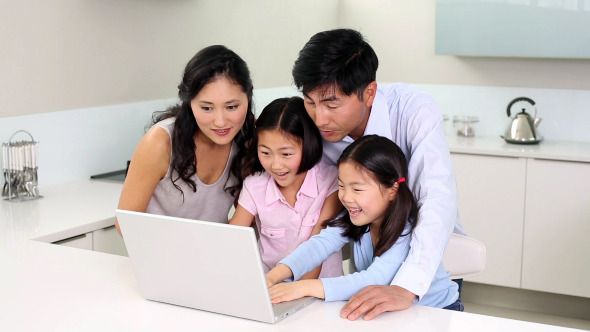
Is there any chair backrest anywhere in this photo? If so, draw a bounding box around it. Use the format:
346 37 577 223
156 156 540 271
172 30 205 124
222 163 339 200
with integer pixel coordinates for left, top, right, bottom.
442 233 486 279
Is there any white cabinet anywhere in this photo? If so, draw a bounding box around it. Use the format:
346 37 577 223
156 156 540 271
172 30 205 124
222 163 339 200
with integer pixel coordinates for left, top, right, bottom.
53 220 128 256
521 158 590 298
54 232 93 251
452 153 590 298
451 153 526 288
93 225 128 256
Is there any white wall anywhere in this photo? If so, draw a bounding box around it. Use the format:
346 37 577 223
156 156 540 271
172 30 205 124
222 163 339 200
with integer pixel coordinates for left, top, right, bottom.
3 0 590 120
3 0 590 188
0 0 338 118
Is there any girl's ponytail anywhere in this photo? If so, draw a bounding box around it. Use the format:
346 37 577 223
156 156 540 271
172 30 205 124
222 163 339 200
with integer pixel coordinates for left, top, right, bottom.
375 179 418 257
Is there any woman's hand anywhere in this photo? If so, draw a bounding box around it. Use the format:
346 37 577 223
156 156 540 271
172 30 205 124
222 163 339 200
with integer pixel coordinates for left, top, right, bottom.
269 280 324 304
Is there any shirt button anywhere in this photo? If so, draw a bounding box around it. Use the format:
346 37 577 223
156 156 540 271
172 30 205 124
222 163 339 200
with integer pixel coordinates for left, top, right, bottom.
422 283 427 288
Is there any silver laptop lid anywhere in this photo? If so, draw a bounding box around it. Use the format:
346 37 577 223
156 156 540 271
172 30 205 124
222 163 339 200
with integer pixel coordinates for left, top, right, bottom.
116 209 279 323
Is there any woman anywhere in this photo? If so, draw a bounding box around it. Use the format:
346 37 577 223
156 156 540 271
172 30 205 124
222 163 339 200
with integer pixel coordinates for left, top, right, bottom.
116 45 255 233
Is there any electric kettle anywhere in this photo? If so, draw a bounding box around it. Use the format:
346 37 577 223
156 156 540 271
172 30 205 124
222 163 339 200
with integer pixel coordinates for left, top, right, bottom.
503 97 543 144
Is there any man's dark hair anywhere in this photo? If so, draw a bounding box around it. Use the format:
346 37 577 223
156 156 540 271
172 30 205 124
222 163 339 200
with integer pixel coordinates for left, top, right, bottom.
292 29 379 99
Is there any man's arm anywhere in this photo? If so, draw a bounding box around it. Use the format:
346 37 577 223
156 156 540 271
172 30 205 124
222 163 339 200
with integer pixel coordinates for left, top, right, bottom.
391 102 458 297
340 285 415 320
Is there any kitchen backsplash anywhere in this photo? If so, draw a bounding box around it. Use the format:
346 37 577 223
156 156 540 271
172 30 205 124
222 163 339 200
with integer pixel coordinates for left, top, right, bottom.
0 99 173 188
414 83 590 142
1 84 588 188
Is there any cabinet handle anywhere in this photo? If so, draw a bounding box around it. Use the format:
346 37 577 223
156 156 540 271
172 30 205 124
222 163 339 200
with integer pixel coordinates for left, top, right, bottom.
53 233 87 244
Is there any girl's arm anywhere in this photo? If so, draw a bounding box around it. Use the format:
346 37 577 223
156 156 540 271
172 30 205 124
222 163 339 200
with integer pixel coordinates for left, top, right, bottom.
265 263 293 288
116 126 170 235
320 230 412 302
266 264 325 303
265 226 349 303
300 192 342 280
228 204 255 227
271 237 408 304
269 279 325 304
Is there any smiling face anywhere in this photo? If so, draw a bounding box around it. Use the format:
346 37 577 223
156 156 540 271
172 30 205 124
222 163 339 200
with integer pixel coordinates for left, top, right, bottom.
190 76 249 146
303 83 376 142
337 161 397 228
257 129 307 190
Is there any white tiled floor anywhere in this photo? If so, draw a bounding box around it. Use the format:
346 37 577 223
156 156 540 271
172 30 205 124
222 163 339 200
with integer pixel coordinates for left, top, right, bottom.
463 302 590 331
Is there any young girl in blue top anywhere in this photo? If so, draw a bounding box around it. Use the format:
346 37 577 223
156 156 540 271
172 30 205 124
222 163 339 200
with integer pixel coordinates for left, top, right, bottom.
229 96 343 279
265 135 461 318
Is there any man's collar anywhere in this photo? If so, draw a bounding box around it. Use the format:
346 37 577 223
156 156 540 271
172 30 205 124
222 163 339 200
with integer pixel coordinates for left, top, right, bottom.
363 89 392 140
343 88 392 142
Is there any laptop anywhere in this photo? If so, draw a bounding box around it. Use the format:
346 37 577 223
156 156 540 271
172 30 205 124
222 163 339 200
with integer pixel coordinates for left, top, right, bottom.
115 209 316 323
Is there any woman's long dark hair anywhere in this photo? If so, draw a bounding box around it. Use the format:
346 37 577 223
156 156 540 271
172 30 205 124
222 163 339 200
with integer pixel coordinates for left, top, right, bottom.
152 45 255 198
326 135 419 257
246 96 322 175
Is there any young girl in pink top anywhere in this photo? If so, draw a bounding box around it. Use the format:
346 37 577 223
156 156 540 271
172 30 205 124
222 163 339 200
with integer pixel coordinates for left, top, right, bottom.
230 96 343 278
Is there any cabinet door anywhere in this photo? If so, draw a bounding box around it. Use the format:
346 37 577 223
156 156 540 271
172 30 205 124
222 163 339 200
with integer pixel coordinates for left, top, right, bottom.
451 153 526 288
522 159 590 297
93 225 129 256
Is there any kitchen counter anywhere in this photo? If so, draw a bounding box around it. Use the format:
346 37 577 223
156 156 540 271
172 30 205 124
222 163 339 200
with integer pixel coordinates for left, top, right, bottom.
0 180 586 331
446 135 590 163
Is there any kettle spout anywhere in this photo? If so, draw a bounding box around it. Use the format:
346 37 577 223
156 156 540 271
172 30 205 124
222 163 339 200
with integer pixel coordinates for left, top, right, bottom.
533 118 542 128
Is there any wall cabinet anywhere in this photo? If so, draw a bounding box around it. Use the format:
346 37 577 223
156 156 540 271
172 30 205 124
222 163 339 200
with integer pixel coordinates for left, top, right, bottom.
452 153 590 298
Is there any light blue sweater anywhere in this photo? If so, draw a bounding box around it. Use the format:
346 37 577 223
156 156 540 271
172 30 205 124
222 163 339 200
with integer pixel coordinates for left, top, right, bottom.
279 225 459 308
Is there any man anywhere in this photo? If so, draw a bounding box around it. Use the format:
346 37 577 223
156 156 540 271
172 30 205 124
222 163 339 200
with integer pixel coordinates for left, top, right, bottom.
292 29 465 320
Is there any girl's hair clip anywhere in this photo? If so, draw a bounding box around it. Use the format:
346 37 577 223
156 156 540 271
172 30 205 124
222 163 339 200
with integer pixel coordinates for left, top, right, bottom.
397 177 406 184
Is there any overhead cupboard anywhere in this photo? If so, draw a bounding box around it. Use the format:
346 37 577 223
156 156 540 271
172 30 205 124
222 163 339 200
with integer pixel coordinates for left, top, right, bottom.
449 138 590 298
435 0 590 59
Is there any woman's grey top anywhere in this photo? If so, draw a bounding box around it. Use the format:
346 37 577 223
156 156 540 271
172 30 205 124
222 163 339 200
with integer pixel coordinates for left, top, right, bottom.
145 117 237 223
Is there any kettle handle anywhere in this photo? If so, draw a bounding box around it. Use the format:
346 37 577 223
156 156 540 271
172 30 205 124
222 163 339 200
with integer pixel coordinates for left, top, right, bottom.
507 97 536 117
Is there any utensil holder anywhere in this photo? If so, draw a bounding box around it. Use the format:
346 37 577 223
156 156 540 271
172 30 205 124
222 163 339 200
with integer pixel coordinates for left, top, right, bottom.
2 130 42 202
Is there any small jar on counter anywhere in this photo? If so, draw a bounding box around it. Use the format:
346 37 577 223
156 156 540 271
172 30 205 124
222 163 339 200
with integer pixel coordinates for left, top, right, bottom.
453 116 479 137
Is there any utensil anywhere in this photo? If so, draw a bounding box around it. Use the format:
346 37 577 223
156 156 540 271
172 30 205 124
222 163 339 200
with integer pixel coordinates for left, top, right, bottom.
2 144 9 196
503 97 543 144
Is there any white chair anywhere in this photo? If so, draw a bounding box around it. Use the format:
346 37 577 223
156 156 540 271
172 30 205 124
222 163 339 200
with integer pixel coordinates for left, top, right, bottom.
342 233 486 278
442 233 487 279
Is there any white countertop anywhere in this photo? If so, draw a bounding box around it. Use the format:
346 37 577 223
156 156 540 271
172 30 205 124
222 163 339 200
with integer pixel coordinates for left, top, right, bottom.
446 135 590 163
0 180 585 331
